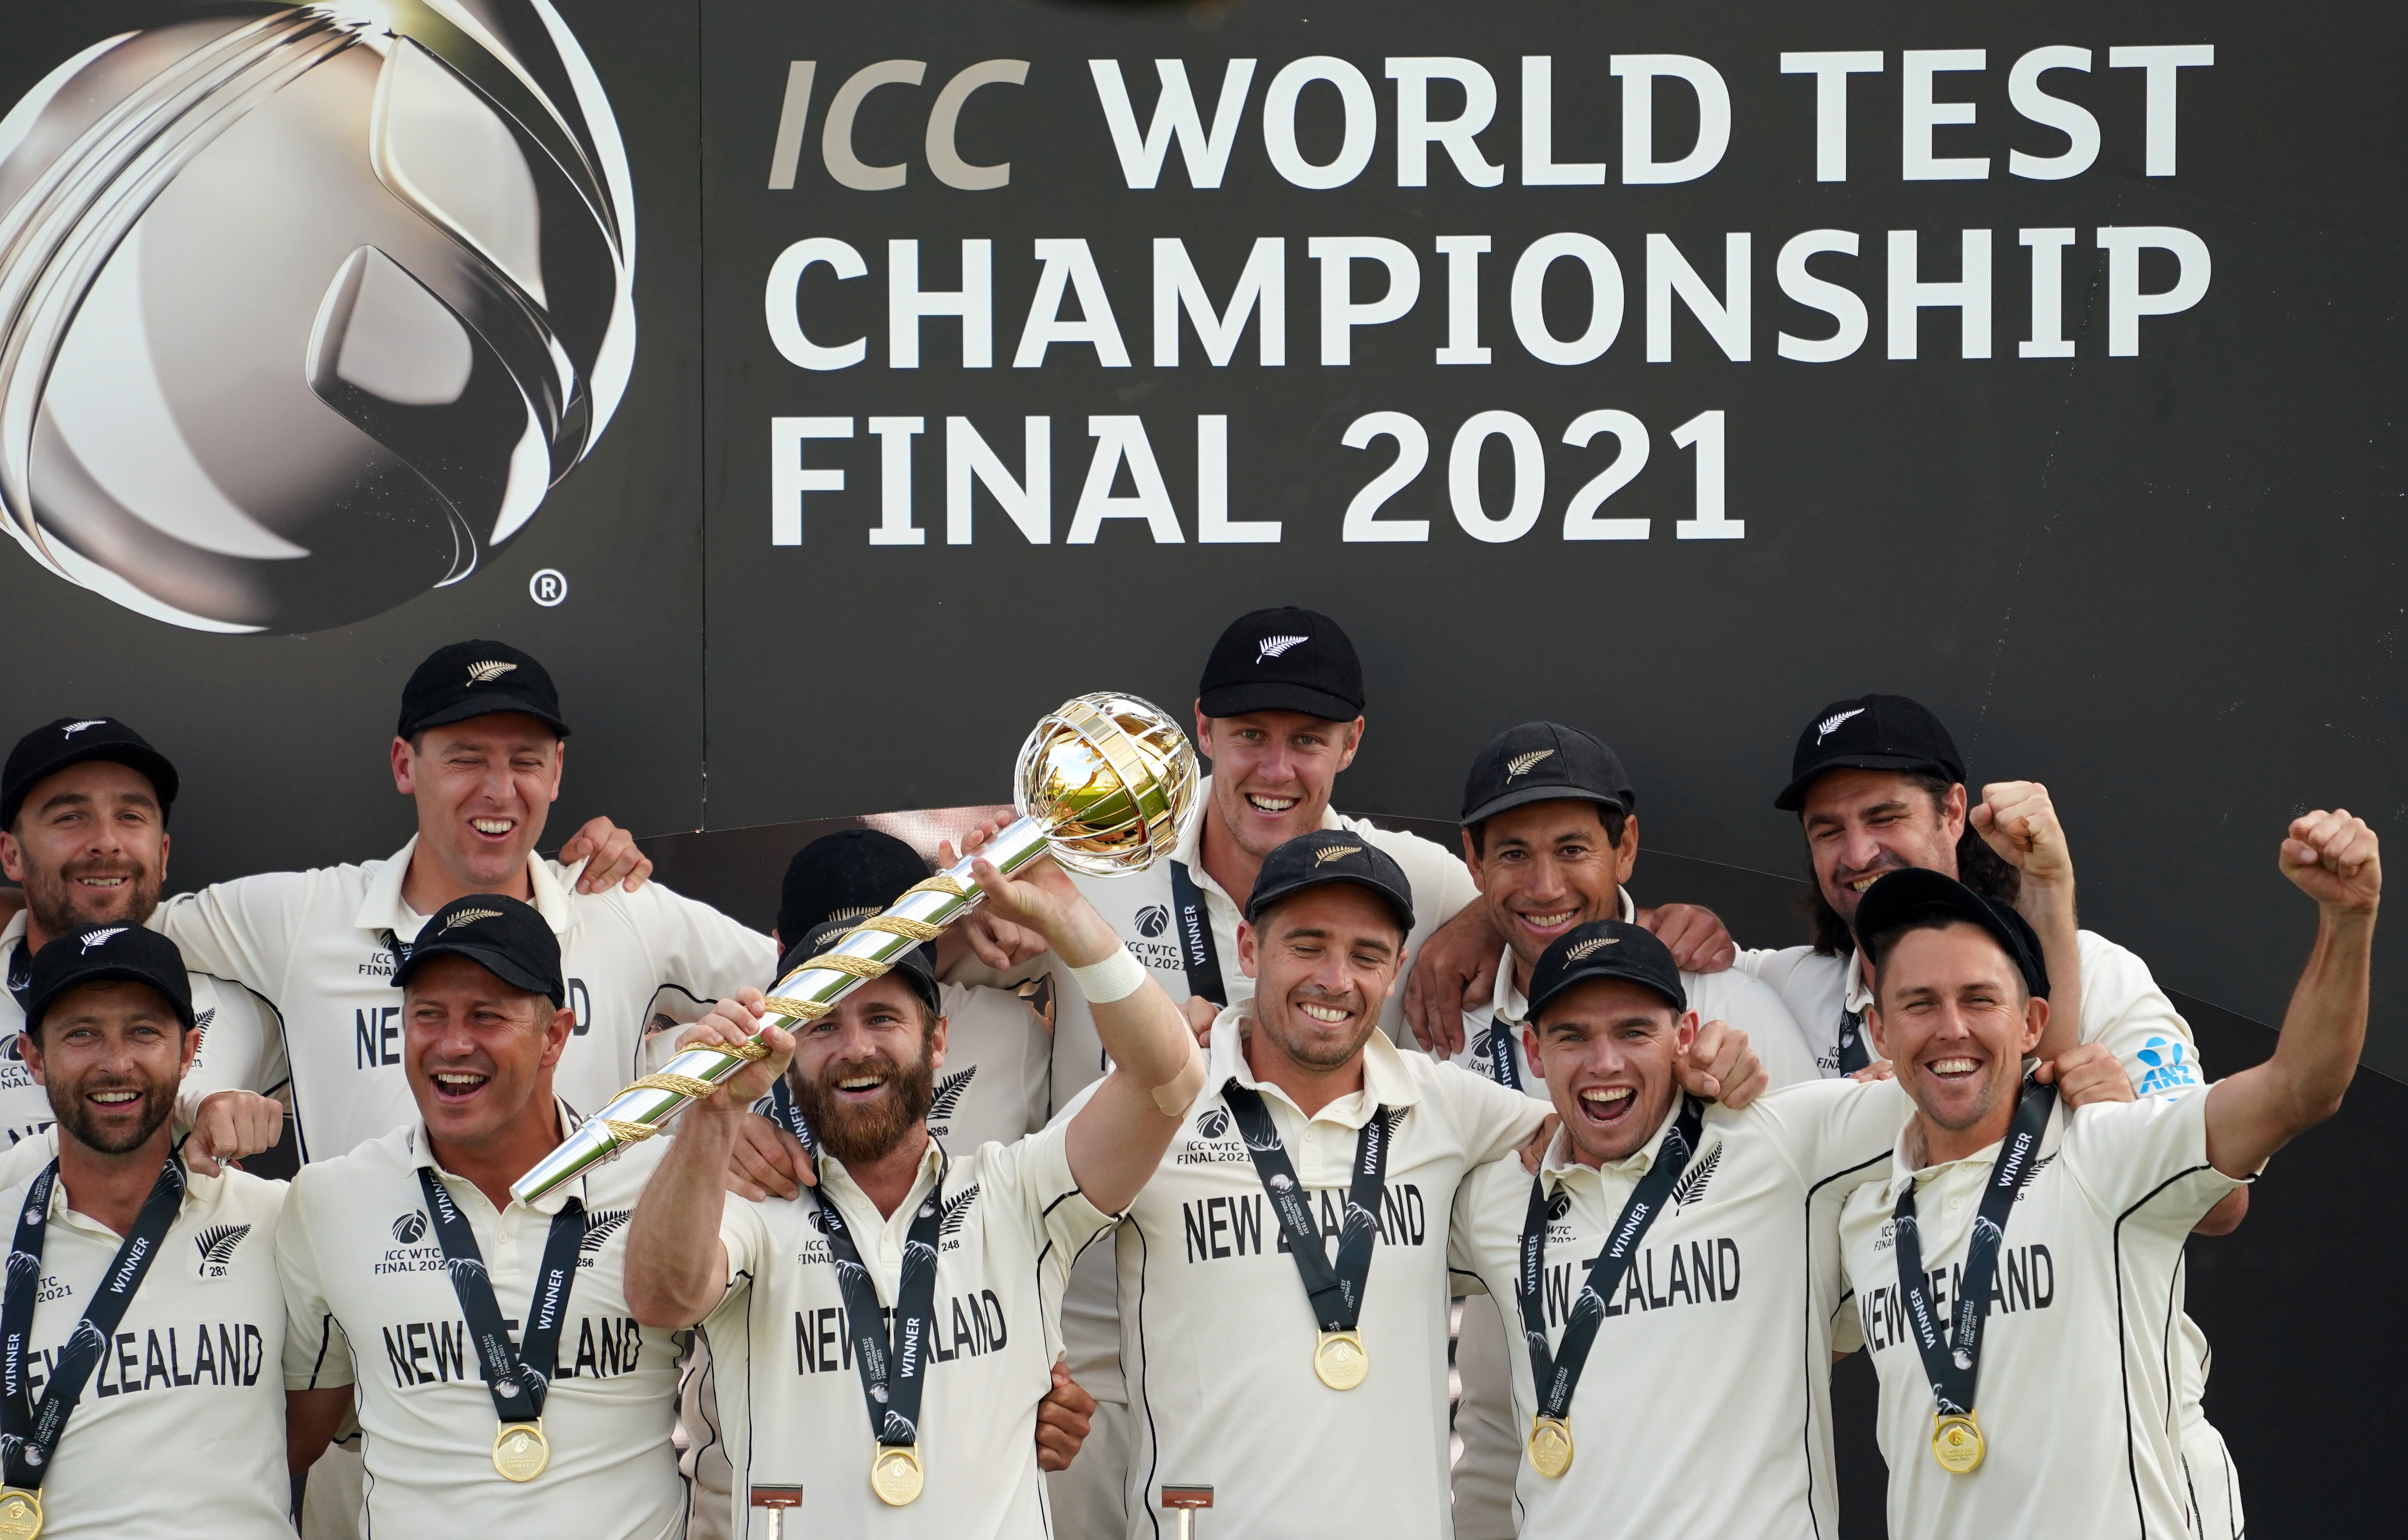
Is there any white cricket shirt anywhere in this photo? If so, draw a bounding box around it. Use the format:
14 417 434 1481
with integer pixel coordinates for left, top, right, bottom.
1110 1003 1547 1540
1452 888 1822 1096
1840 1088 2244 1539
0 912 287 1149
279 1109 685 1538
0 1162 291 1539
1448 1079 1903 1538
700 1120 1116 1539
1737 930 2201 1084
1028 782 1476 1406
157 836 774 1160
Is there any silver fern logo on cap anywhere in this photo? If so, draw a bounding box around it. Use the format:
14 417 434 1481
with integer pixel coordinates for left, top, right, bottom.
466 661 519 685
59 720 105 737
1256 634 1307 662
440 907 505 931
1564 935 1618 961
1314 844 1363 864
1815 707 1867 744
1506 748 1555 779
77 927 127 952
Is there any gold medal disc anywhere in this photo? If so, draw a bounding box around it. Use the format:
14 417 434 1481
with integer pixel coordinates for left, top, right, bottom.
1313 1330 1368 1391
0 1489 40 1540
870 1444 925 1505
1932 1413 1984 1475
492 1420 550 1482
1527 1417 1574 1479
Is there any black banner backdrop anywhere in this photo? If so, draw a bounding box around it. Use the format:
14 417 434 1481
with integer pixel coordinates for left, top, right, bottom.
1 3 2403 1533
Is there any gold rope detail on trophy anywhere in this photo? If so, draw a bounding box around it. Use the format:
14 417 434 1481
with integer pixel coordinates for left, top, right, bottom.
799 951 890 980
630 1072 720 1100
904 874 971 900
603 1119 659 1146
762 997 830 1022
849 915 945 942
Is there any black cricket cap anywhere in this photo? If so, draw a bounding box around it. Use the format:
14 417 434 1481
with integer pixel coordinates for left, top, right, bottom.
1460 721 1637 829
1526 920 1686 1021
1853 868 2050 1001
24 924 195 1035
396 640 571 740
1773 694 1965 812
1244 829 1415 936
1197 607 1364 723
2 718 179 831
777 829 930 945
779 918 941 1017
394 895 566 1007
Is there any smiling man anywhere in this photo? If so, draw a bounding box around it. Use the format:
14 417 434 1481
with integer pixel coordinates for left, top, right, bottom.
1439 723 1818 1539
0 924 293 1540
1094 832 1764 1540
622 840 1203 1538
281 895 688 1537
0 717 285 1166
1839 818 2377 1540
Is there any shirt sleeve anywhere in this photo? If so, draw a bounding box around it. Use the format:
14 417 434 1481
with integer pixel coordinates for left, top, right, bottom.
2075 931 2207 1093
278 1173 355 1390
1443 1063 1555 1167
990 1120 1118 1273
180 978 290 1101
0 1133 53 1191
1744 1078 1906 1186
154 872 314 1001
613 880 780 1002
1691 972 1821 1090
2062 1088 2245 1237
718 1193 771 1289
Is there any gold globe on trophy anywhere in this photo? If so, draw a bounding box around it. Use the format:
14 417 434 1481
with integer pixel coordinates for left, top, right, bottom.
512 692 1197 1204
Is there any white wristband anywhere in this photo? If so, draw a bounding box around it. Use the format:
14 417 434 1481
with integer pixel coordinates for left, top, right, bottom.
1068 947 1150 1004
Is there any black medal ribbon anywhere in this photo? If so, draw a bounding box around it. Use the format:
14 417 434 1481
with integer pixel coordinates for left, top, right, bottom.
414 1168 585 1425
809 1163 945 1450
3 943 28 1012
764 1076 818 1156
1835 1006 1873 1074
1890 1078 2058 1418
1165 862 1228 1008
1481 1012 1524 1091
1220 1082 1389 1332
1515 1098 1704 1422
2 1155 185 1490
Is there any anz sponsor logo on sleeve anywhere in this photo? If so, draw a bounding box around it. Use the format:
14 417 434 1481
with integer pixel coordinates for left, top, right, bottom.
2133 1037 2200 1096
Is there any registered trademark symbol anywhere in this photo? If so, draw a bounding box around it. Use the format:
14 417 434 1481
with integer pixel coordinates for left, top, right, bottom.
529 568 568 607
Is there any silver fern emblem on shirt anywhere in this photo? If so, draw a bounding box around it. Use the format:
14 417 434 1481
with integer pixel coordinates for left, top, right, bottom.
1256 635 1307 662
927 1067 977 1124
195 1222 252 1275
466 661 519 685
580 1210 632 1253
77 927 127 953
1670 1143 1723 1209
940 1184 981 1237
1815 707 1866 743
1506 749 1555 779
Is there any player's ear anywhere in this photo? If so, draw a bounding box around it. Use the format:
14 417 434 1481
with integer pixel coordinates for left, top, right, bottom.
540 1004 576 1066
1521 1025 1544 1080
1236 920 1259 978
2020 994 2048 1057
928 1010 949 1069
1865 1004 1889 1059
390 735 416 794
1675 1009 1700 1057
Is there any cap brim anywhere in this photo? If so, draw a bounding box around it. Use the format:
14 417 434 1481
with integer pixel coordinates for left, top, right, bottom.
395 941 562 1004
1198 682 1361 723
1773 753 1956 811
1461 785 1627 829
1851 869 2048 999
1528 961 1684 1021
1245 872 1415 936
404 696 572 739
28 965 195 1033
4 743 179 828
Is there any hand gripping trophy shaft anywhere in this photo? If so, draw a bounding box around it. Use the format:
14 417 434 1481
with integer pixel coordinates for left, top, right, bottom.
510 818 1049 1204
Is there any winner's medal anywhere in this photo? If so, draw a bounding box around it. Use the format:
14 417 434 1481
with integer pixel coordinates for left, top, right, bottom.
1932 1414 1984 1475
493 1420 551 1481
1313 1329 1368 1391
0 1488 41 1540
870 1445 926 1505
1527 1417 1574 1479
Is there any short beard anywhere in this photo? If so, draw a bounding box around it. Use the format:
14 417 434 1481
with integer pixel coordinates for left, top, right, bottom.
1256 996 1379 1072
23 860 160 941
51 1071 176 1156
791 1045 936 1166
1913 1058 2015 1133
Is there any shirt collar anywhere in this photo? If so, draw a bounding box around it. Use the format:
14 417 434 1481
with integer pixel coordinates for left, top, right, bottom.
1539 1093 1687 1185
817 1135 949 1222
408 1098 585 1216
1209 999 1422 1123
1 912 24 949
48 1153 209 1239
355 835 574 941
1490 886 1639 1023
1844 946 1874 1015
